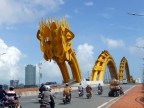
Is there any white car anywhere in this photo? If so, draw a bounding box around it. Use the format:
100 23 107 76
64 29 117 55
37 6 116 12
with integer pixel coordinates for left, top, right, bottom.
123 79 128 84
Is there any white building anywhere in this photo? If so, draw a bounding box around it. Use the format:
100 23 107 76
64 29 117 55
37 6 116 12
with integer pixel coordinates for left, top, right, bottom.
25 64 36 86
135 78 141 83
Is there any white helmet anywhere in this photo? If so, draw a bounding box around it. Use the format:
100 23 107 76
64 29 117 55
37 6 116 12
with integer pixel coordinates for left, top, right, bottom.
45 85 51 91
65 83 69 86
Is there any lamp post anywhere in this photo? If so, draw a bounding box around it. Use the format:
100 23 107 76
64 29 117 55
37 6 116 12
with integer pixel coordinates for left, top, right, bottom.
38 61 46 87
129 13 144 83
38 62 42 87
128 13 144 16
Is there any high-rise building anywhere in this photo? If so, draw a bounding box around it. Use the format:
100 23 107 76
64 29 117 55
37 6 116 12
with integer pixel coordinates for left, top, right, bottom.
25 64 36 86
10 80 19 87
135 78 141 83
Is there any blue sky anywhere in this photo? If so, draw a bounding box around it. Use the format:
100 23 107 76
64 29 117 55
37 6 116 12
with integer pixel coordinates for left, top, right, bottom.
0 0 144 84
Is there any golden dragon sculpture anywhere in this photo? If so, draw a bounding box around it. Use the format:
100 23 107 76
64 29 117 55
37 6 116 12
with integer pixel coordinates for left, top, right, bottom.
36 17 134 83
37 17 82 83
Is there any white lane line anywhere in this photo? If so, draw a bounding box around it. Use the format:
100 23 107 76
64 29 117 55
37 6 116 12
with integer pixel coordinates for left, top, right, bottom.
124 85 135 93
97 102 108 108
31 99 37 100
97 85 136 108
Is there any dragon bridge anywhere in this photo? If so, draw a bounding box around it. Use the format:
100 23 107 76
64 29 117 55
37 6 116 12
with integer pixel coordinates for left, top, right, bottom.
37 17 82 83
119 57 134 83
90 50 119 81
36 17 134 83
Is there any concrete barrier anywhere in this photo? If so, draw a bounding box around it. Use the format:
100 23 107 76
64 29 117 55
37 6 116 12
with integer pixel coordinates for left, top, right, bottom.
15 82 104 97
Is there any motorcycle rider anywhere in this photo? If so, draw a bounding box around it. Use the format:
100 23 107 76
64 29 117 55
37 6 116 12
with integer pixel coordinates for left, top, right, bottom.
78 83 84 96
63 83 71 101
119 86 124 95
39 83 46 100
98 83 103 93
43 85 55 108
6 86 20 108
0 85 7 102
39 83 46 93
86 84 92 97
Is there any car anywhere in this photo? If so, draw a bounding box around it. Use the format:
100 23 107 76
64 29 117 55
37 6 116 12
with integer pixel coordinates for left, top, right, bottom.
123 79 128 84
45 82 57 87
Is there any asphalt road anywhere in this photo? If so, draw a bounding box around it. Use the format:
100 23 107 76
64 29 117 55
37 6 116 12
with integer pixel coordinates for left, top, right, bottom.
19 84 136 108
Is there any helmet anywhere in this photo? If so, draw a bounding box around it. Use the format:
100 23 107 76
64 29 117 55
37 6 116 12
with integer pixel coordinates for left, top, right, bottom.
41 83 44 86
65 83 69 86
9 86 14 90
45 85 51 91
0 85 3 89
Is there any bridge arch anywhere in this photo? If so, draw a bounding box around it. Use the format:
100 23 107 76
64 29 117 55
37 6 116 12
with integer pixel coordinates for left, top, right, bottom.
90 50 119 81
119 57 131 82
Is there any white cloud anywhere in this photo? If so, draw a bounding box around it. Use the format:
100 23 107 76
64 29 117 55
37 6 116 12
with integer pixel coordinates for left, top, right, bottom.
0 0 65 26
129 37 144 57
102 37 125 49
74 9 79 13
101 13 111 19
65 14 72 18
106 7 115 11
0 39 24 84
76 43 95 78
84 1 94 6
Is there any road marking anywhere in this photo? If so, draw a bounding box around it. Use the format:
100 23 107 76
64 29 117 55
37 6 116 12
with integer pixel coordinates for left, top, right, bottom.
31 99 37 100
97 85 136 108
124 85 135 93
97 102 108 108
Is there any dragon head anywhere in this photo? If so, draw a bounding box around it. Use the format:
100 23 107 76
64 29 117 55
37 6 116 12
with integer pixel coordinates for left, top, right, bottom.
37 17 74 62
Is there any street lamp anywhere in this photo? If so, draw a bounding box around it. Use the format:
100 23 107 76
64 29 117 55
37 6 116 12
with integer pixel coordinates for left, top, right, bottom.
38 61 45 87
136 46 144 49
128 13 144 16
129 12 144 83
38 63 41 87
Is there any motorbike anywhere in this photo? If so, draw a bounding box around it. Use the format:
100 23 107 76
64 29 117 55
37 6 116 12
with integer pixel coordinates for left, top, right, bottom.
78 90 84 97
39 94 56 108
119 87 124 95
0 98 5 108
40 100 50 108
108 90 120 97
38 92 44 103
2 96 22 108
98 89 103 95
63 95 71 104
108 87 124 97
86 92 92 99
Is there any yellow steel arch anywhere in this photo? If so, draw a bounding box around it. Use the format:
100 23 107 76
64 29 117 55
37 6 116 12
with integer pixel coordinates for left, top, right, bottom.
119 57 134 83
36 17 82 83
36 17 134 83
90 50 119 81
